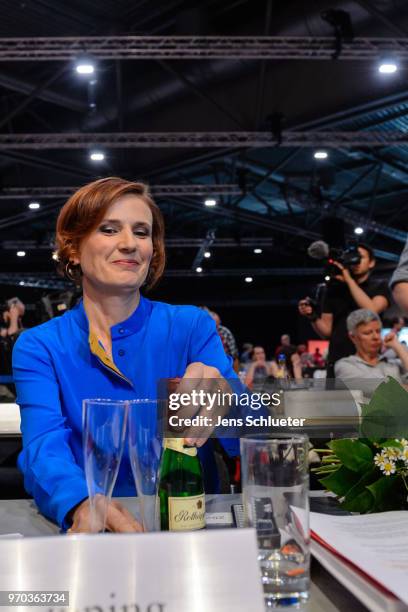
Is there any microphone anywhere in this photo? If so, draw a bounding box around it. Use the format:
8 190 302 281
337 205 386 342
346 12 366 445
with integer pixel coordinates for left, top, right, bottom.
307 240 330 260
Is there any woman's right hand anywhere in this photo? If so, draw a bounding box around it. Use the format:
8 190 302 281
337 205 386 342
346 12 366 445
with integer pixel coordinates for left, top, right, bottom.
67 495 143 534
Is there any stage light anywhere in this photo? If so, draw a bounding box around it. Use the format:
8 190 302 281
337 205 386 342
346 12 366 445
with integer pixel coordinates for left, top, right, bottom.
204 198 217 207
378 62 397 74
75 61 95 75
325 275 330 281
19 281 25 286
196 267 203 273
28 201 40 210
253 248 262 254
204 251 211 258
89 151 105 161
17 251 26 257
245 276 253 283
52 252 59 261
354 226 364 235
314 151 328 160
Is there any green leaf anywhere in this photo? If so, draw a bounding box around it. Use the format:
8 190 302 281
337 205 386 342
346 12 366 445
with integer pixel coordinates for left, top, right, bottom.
366 476 401 512
319 465 361 496
377 440 403 450
361 377 408 439
328 439 373 473
341 489 374 513
342 468 377 506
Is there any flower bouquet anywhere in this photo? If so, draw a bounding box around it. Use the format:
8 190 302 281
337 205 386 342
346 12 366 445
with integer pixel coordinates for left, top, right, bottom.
313 377 408 513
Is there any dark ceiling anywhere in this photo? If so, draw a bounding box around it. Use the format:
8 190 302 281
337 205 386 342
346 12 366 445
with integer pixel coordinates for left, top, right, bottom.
0 0 407 312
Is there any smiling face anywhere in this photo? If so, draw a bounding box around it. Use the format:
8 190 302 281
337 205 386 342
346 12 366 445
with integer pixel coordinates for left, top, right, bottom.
72 194 153 294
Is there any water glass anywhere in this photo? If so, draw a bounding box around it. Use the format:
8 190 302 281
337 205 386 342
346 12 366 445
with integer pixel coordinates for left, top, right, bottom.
240 435 310 608
128 399 162 531
82 399 128 533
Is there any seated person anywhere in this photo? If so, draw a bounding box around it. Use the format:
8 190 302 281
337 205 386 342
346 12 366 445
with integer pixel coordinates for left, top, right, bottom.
12 177 239 534
335 309 408 384
245 346 278 389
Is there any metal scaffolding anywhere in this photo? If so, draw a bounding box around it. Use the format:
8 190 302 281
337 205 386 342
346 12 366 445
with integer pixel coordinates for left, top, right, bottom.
1 238 275 250
0 185 241 198
0 36 408 61
1 131 408 148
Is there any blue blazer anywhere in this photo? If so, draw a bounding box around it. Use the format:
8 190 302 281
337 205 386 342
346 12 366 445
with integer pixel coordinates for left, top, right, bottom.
12 297 239 528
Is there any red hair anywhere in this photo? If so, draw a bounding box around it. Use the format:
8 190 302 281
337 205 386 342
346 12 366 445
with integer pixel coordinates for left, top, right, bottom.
55 177 165 290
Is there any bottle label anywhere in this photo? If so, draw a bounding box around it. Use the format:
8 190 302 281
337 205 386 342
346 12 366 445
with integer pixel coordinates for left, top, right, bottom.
163 437 197 457
168 494 206 531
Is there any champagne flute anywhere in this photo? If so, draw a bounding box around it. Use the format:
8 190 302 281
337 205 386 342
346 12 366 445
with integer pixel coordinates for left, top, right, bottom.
82 399 128 533
127 399 162 531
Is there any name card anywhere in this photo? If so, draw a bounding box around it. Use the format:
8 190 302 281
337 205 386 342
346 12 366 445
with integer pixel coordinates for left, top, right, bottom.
0 529 264 612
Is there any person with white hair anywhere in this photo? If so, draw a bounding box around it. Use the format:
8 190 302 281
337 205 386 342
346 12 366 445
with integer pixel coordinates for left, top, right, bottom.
334 308 408 382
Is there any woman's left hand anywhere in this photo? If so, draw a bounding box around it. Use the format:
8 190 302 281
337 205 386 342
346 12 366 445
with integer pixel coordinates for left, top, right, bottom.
172 361 232 447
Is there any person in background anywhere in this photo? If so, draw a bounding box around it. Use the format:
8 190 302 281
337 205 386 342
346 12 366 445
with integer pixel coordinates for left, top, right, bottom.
274 333 297 377
382 316 406 364
313 347 325 368
240 342 254 364
205 308 240 373
245 346 279 389
0 298 26 399
299 244 389 377
391 237 408 314
297 344 314 376
335 309 408 384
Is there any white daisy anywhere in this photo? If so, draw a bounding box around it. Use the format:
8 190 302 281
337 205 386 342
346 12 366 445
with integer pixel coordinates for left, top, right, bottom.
380 460 396 476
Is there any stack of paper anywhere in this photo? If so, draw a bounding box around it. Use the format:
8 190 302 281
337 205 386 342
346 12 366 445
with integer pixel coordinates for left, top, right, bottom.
310 511 408 612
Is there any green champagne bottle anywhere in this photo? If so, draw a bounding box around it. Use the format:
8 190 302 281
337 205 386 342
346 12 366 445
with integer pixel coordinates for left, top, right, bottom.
158 438 206 531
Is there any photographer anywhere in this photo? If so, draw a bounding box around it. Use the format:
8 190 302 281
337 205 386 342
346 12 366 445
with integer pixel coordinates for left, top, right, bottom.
298 244 389 377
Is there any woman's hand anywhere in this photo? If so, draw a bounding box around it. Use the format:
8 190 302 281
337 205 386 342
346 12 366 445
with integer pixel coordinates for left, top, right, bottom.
67 495 143 534
173 361 231 448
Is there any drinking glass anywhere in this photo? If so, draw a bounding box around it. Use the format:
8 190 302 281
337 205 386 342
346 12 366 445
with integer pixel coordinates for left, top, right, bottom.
240 434 310 608
128 399 162 531
82 399 128 533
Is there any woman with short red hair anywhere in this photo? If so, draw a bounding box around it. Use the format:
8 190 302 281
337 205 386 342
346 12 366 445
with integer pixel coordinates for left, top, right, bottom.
12 177 238 533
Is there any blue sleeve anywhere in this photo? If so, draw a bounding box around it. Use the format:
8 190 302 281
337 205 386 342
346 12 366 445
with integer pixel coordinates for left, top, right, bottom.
12 330 88 529
188 310 240 457
188 310 236 379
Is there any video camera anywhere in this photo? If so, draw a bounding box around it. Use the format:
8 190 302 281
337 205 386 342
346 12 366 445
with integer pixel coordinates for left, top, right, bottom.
307 240 361 281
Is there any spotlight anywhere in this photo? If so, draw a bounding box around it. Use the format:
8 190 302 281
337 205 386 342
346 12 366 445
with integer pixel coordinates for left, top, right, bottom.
19 281 25 286
52 252 59 261
17 251 26 257
354 226 364 235
196 267 203 273
28 201 40 210
90 151 105 161
378 62 398 74
253 248 263 254
245 276 253 283
204 251 211 258
314 151 328 160
204 198 217 207
75 61 95 75
325 275 330 281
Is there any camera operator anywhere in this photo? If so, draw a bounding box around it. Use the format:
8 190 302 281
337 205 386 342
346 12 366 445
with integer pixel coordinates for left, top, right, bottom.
0 298 25 379
298 244 389 377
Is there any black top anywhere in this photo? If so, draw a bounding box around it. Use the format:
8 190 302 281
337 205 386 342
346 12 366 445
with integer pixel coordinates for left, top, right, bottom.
322 277 390 363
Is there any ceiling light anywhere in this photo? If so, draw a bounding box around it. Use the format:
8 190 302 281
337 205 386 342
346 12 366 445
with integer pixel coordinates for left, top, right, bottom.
19 281 25 286
52 252 59 261
325 275 330 281
245 276 253 283
354 226 364 235
75 62 95 75
314 151 328 160
196 267 203 273
89 151 105 161
204 198 217 207
378 62 397 74
253 248 262 254
204 251 211 258
17 251 26 257
28 201 40 210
